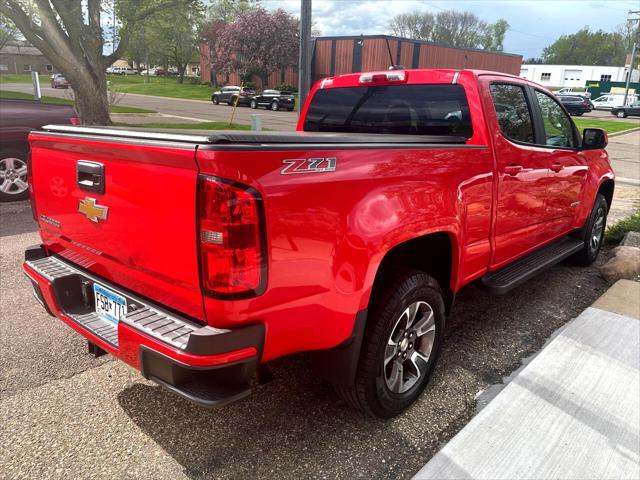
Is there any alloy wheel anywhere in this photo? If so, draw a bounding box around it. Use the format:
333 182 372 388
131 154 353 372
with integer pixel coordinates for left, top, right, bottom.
590 206 605 253
383 301 436 394
0 157 28 196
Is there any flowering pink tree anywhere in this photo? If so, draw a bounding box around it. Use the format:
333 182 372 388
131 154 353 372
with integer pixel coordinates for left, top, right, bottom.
213 7 298 87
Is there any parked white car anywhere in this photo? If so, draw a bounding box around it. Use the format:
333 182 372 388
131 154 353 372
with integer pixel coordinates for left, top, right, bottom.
108 66 136 75
552 87 591 99
591 94 639 110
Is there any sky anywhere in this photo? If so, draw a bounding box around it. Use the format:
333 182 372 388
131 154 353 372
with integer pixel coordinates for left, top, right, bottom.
262 0 639 59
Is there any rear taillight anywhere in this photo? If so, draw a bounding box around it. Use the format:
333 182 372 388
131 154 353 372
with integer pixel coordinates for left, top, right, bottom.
70 117 81 125
197 175 266 298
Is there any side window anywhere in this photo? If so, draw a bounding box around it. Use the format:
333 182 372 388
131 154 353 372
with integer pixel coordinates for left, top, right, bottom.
489 83 535 143
534 91 575 148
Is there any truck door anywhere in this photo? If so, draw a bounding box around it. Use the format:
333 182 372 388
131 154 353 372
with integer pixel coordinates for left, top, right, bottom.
529 89 587 230
482 79 558 268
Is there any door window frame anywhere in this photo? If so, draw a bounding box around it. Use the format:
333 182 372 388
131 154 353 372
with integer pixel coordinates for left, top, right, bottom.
528 87 581 150
488 81 540 148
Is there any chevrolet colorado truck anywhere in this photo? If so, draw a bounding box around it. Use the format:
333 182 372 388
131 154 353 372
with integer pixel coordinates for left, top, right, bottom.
23 69 614 417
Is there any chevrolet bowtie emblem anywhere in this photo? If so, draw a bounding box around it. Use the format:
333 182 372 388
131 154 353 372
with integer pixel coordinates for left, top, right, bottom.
78 197 108 223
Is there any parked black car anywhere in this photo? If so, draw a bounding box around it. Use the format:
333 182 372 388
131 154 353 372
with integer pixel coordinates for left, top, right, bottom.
250 90 296 111
611 101 640 118
211 86 256 106
557 95 592 116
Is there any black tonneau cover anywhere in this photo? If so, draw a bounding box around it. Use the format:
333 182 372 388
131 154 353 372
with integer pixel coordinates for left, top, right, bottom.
41 125 467 145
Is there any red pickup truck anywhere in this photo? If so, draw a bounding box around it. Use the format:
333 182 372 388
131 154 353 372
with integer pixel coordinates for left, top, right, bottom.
23 69 614 417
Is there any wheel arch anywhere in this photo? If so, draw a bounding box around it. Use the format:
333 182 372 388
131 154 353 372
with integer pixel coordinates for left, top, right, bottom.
598 178 615 212
310 230 458 388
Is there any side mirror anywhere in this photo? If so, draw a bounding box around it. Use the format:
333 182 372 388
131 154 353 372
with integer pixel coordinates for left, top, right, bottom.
582 128 607 150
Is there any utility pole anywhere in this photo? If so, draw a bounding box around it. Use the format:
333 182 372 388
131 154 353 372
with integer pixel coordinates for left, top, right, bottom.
623 10 639 106
297 0 312 115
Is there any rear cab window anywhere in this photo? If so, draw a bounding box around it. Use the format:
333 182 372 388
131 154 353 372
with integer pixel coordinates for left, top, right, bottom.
303 84 473 138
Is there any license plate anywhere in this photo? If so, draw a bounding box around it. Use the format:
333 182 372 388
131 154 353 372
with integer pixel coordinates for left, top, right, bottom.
94 283 127 324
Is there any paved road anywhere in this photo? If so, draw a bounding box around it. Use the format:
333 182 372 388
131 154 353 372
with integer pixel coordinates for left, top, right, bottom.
0 199 614 479
2 83 299 131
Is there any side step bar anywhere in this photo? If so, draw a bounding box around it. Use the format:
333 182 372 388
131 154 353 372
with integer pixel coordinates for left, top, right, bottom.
482 237 584 294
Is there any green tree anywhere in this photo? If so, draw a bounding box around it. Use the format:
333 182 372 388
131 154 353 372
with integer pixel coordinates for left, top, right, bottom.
387 9 508 52
0 15 19 50
542 27 629 66
1 0 199 125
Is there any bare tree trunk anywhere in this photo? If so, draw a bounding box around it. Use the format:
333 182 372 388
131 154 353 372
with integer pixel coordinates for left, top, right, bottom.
71 71 111 125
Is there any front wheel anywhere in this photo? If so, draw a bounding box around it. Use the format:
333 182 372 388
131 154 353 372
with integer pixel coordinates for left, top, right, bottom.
250 99 257 109
0 151 29 202
617 110 627 118
572 194 608 266
212 96 219 105
336 269 445 417
270 101 279 111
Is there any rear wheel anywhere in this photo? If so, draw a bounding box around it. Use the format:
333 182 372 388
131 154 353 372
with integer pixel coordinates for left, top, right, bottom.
336 269 445 417
250 99 257 109
617 110 627 118
0 151 29 202
270 101 279 111
572 194 608 266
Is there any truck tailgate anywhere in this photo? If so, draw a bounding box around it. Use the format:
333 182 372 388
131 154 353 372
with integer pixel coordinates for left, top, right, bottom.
28 132 205 321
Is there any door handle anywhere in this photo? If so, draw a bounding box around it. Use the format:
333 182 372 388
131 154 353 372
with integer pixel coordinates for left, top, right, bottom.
504 164 523 176
77 160 104 194
550 163 564 172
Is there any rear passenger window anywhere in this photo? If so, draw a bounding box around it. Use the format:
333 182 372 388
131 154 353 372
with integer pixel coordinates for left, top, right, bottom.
303 84 473 137
489 84 534 143
534 91 576 148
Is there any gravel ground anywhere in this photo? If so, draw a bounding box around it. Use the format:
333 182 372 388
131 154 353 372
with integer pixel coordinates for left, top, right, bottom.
0 200 614 479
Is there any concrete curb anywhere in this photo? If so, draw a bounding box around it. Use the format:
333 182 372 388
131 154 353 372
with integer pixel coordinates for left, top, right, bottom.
414 279 640 480
608 126 640 137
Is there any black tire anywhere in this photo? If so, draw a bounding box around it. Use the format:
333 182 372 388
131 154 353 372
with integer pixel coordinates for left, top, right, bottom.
228 96 235 106
571 194 608 266
0 149 30 202
250 99 257 109
617 110 627 118
270 100 279 111
575 112 584 116
287 107 294 112
336 269 445 418
213 96 219 105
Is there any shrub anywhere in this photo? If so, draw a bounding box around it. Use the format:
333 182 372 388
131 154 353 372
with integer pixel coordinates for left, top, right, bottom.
185 76 201 85
275 83 297 93
201 81 212 87
605 210 640 244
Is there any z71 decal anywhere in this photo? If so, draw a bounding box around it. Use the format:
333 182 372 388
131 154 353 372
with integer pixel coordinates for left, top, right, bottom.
281 157 337 175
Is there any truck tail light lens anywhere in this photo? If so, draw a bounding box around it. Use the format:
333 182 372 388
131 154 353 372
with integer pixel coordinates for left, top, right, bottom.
70 117 81 125
197 175 267 298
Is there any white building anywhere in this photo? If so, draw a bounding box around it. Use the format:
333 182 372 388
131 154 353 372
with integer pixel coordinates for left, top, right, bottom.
520 64 640 88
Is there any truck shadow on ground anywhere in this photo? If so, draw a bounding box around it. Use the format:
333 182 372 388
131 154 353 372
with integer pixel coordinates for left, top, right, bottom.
117 252 610 480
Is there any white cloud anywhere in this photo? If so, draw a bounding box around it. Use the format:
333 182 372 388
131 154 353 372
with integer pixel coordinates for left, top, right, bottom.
261 0 634 58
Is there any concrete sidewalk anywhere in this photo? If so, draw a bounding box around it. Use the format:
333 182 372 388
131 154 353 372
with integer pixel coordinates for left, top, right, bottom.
414 279 640 480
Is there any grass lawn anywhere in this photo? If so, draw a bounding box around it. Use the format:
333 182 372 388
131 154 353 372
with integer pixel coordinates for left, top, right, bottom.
115 121 252 130
573 117 639 135
0 89 156 114
108 75 213 101
0 73 45 83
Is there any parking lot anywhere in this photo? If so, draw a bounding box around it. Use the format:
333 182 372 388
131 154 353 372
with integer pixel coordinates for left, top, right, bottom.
1 199 614 479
